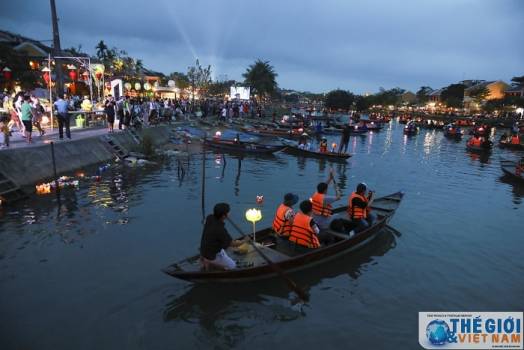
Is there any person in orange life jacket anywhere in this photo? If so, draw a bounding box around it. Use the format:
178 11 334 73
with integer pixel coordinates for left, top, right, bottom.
511 133 520 145
289 200 333 252
310 168 341 229
347 183 377 232
319 137 328 153
272 193 299 237
467 135 482 147
200 203 245 270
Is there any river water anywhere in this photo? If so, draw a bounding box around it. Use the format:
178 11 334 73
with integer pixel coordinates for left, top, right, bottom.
1 121 523 349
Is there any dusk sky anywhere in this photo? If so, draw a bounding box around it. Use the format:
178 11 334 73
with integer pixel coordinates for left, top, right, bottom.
2 0 523 93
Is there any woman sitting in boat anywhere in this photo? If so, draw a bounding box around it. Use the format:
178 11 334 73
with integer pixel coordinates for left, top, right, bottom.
200 203 245 270
272 193 299 238
319 137 328 153
347 183 376 232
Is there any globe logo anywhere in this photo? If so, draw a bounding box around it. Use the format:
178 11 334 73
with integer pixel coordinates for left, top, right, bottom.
426 319 450 345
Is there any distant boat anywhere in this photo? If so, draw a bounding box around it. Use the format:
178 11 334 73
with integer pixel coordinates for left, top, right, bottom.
500 158 524 182
204 138 286 154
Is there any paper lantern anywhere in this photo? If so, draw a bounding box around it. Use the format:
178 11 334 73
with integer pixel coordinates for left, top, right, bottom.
143 82 151 91
245 208 262 242
167 80 175 87
95 71 102 80
134 82 141 91
68 70 77 81
124 82 132 90
2 67 12 80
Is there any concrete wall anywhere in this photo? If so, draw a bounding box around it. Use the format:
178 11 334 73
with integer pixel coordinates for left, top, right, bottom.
0 125 171 188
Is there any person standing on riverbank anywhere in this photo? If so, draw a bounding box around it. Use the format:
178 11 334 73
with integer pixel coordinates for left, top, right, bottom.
20 95 33 143
104 95 116 133
54 95 71 140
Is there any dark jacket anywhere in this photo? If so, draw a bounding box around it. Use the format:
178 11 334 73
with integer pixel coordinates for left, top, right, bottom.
200 215 233 259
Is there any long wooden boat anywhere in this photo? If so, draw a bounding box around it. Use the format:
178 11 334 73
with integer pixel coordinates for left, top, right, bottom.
500 159 524 182
163 192 404 283
403 127 418 135
241 126 301 139
499 141 524 151
282 143 352 161
203 138 286 154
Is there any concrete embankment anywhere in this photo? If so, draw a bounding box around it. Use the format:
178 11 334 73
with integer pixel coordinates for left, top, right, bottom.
0 125 171 189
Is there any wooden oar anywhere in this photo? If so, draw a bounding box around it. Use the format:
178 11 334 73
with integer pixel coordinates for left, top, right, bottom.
227 218 309 303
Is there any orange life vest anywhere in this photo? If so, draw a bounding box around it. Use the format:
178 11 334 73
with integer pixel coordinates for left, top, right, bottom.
468 137 481 147
288 212 320 248
511 135 520 145
310 192 332 217
347 192 368 219
272 204 293 236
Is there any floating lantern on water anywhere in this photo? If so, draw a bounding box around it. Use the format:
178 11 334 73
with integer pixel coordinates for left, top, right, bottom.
256 195 264 204
245 208 262 242
35 183 52 194
214 131 222 139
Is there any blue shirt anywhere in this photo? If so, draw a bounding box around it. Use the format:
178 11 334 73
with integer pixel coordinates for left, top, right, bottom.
54 99 69 114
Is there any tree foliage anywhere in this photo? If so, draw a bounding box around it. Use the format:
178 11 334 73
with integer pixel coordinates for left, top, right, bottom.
441 83 465 108
208 79 237 97
325 89 355 110
94 40 144 78
511 75 524 85
242 59 278 99
187 59 212 98
416 86 433 104
468 86 490 105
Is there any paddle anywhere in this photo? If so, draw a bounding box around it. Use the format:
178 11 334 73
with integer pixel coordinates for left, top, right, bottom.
226 218 310 303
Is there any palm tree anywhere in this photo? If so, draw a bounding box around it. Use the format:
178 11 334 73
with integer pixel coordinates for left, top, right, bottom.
95 40 108 60
242 59 278 99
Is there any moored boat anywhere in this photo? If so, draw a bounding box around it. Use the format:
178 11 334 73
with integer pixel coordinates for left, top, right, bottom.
282 142 352 161
500 158 524 182
163 192 404 283
203 138 286 154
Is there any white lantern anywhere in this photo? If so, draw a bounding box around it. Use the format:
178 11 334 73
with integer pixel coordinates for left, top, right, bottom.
245 208 262 242
134 82 141 91
124 82 132 90
167 80 175 87
143 82 151 91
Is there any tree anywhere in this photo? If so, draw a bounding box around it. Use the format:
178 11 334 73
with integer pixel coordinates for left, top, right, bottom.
208 79 237 97
95 40 108 61
511 75 524 85
242 59 278 99
325 89 355 110
441 83 465 108
65 44 86 57
187 59 212 101
468 86 490 105
372 87 405 106
416 86 433 104
169 72 190 90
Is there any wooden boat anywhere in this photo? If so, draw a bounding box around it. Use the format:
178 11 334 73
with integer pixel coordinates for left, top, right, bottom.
282 142 352 161
203 138 286 154
403 126 418 135
499 141 524 151
500 159 524 182
466 144 492 153
163 192 404 283
241 126 301 139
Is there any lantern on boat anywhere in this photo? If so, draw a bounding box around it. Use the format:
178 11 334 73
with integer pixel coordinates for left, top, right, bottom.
245 208 262 242
214 131 221 139
331 143 337 152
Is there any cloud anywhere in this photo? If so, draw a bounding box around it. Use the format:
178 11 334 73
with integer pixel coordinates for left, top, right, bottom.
1 0 522 93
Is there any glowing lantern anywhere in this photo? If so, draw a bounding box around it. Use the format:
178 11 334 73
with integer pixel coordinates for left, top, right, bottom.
245 208 262 242
42 67 51 85
81 71 89 81
124 82 132 90
95 71 102 80
143 82 151 91
68 65 77 81
256 195 264 204
134 82 141 91
2 67 12 80
168 80 175 87
331 143 337 152
214 131 221 139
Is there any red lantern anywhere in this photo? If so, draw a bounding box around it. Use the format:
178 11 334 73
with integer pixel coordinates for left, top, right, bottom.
95 71 102 80
2 67 12 80
68 70 77 81
43 72 50 85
